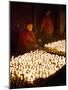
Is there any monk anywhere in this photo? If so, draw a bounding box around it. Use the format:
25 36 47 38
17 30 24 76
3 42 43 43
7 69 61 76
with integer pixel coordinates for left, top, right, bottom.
18 19 39 54
41 11 54 43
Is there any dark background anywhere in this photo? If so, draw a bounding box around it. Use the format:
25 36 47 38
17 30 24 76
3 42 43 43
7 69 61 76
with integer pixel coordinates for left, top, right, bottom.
10 1 66 56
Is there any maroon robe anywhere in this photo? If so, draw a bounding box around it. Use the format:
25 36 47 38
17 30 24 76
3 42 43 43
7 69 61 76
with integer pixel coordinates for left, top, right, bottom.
41 16 54 34
18 29 39 53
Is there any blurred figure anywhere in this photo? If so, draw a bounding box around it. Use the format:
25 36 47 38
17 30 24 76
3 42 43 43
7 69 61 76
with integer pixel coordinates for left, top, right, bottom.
40 11 54 44
18 19 39 54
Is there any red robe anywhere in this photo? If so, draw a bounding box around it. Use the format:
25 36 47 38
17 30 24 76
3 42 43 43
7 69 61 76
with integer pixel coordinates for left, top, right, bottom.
41 16 54 34
18 29 39 53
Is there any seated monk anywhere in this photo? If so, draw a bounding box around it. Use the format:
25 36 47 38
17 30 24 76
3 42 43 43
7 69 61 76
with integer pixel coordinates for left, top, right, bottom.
18 19 39 54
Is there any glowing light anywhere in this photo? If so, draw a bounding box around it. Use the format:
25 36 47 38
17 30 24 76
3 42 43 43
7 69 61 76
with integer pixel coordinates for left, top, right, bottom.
10 49 66 84
44 40 65 55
